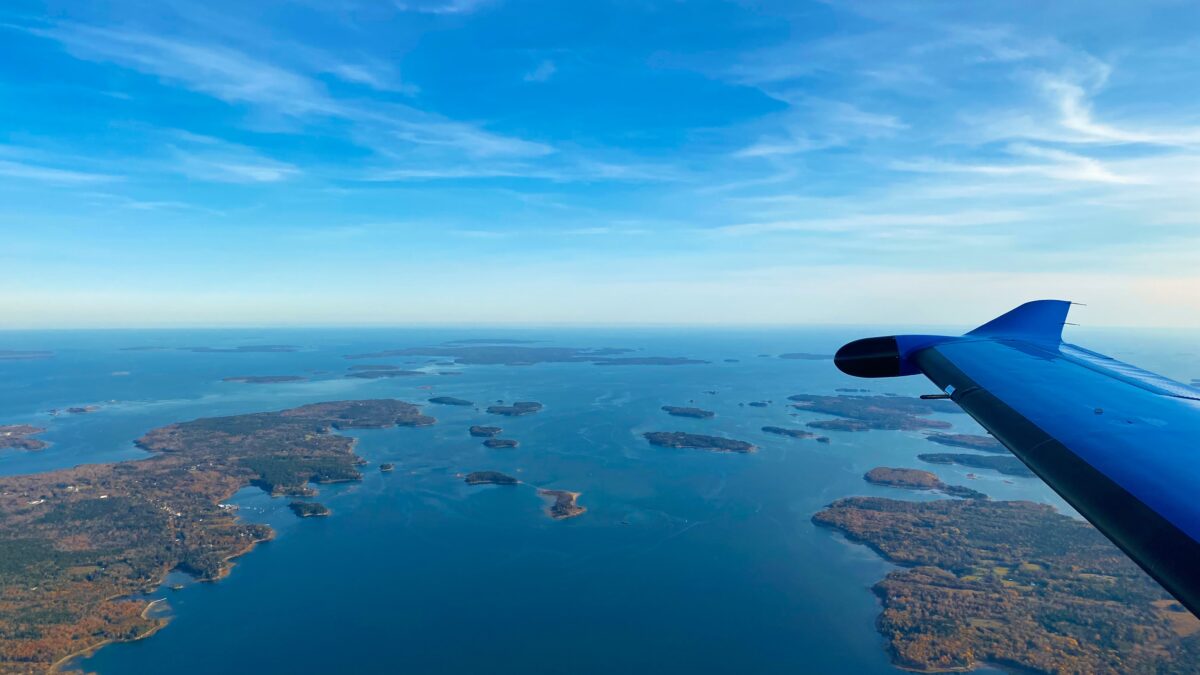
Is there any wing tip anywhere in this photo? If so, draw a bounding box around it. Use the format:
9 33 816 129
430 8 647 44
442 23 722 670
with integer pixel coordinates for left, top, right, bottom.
966 299 1072 343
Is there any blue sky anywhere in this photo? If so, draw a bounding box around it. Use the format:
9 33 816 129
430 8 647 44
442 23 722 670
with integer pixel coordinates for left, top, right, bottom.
2 1 1199 327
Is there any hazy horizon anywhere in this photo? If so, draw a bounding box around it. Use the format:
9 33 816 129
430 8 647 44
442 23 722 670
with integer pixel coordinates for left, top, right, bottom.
3 1 1199 328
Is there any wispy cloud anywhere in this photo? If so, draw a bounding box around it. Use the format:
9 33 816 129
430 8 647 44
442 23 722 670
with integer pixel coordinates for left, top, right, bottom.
523 60 556 83
716 209 1027 236
0 159 117 184
395 0 494 14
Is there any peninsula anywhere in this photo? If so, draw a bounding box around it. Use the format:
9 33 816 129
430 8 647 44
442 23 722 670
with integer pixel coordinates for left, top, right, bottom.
643 432 755 454
0 399 434 671
0 425 49 451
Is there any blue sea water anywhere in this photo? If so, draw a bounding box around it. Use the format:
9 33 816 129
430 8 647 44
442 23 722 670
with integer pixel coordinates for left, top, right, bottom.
0 326 1196 674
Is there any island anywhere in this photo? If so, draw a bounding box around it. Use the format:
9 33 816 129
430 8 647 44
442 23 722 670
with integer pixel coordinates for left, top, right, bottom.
790 394 956 431
288 501 330 518
346 369 424 379
864 467 987 500
778 352 832 360
925 433 1005 453
747 401 768 408
345 345 705 366
379 463 395 473
483 438 519 448
0 399 435 671
918 452 1034 477
0 350 53 360
538 489 586 520
182 344 299 353
643 432 755 454
805 419 871 432
813 497 1200 672
464 471 519 486
222 375 307 384
661 406 714 419
469 425 502 437
428 396 473 406
486 401 543 416
761 426 826 442
0 424 49 451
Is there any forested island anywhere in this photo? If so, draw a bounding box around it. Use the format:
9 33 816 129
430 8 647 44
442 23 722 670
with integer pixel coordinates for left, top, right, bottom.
464 471 519 485
813 497 1200 672
662 406 714 419
918 453 1033 477
925 433 1005 453
344 344 705 366
469 425 502 437
222 375 307 384
483 439 519 448
428 396 473 406
643 432 755 454
761 426 830 443
538 489 585 520
0 425 49 451
790 394 956 431
0 399 434 671
486 401 543 416
864 467 986 500
288 501 330 518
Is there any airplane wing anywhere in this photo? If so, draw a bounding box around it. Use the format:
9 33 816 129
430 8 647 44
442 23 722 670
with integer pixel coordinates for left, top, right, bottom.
834 299 1200 615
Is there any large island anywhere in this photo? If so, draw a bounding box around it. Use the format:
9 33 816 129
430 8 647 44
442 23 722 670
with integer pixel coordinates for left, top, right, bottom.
814 497 1200 672
643 432 755 454
0 399 434 672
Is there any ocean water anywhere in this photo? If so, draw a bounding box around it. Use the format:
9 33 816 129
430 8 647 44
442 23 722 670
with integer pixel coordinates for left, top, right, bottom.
1 326 1196 674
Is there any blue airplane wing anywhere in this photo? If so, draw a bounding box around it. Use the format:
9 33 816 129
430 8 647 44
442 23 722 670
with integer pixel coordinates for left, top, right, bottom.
835 300 1200 615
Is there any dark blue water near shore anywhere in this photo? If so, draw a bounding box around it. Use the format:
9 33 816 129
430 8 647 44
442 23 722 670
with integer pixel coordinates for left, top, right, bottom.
2 327 1195 674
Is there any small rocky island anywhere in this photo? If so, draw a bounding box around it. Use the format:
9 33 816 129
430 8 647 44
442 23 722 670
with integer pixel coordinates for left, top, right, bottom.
464 471 519 485
918 453 1033 477
222 375 307 384
289 501 331 518
483 438 519 448
469 425 502 437
379 463 395 473
486 401 543 416
925 433 1005 453
0 424 49 451
661 406 714 419
643 432 755 454
538 489 585 520
428 396 473 406
864 467 986 500
762 426 829 443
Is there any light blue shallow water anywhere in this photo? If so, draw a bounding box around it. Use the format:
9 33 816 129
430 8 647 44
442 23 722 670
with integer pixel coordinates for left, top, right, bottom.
0 327 1194 674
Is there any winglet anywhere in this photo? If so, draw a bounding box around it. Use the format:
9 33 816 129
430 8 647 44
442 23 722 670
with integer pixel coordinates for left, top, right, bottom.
966 300 1071 343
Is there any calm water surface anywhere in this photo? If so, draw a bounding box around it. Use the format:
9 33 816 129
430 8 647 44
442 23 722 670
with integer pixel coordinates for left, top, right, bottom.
1 326 1195 674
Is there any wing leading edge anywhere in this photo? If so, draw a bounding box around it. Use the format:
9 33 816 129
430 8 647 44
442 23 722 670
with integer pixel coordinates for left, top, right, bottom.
836 300 1200 615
